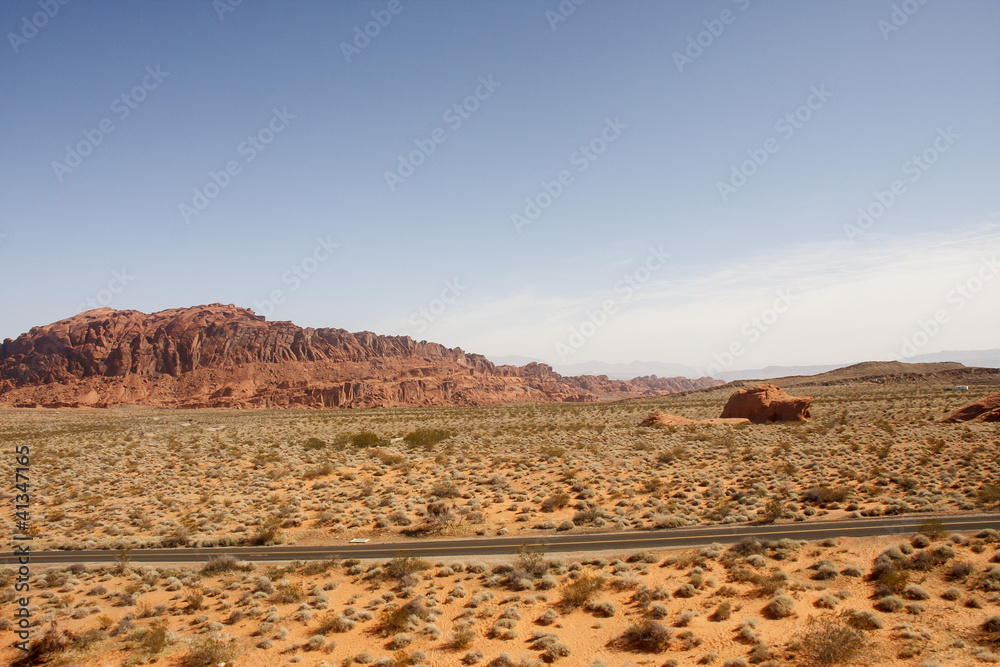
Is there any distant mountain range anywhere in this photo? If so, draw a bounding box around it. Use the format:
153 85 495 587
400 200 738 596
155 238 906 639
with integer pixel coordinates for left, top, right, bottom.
493 350 1000 382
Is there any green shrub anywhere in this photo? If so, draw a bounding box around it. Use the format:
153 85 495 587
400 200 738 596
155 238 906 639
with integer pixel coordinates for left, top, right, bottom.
350 431 387 448
403 428 455 449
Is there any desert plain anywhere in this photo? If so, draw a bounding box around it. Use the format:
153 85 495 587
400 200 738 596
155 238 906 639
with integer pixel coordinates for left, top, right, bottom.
3 372 1000 666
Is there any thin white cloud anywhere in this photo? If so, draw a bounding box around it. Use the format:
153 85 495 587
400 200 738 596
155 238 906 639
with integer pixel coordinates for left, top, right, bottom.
380 221 1000 371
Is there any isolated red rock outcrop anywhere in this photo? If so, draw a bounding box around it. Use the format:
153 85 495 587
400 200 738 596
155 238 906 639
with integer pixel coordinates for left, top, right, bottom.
943 391 1000 423
719 383 812 423
0 304 724 409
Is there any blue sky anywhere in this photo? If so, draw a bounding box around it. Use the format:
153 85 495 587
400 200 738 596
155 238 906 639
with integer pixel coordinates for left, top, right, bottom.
1 0 998 372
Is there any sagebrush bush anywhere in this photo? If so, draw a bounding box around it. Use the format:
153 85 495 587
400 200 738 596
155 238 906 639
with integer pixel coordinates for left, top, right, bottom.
615 619 672 652
795 615 869 666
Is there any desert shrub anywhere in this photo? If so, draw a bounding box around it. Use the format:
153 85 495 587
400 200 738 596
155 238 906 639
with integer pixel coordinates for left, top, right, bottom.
302 461 335 479
765 594 796 618
403 428 455 449
871 559 909 595
728 538 767 558
801 486 850 504
944 560 974 581
449 624 476 649
559 574 605 611
648 602 669 618
795 615 869 666
11 623 74 667
429 482 462 498
316 614 354 633
384 556 432 581
271 581 304 604
201 555 249 575
183 591 204 612
675 583 697 598
592 600 616 617
248 517 283 546
843 609 883 630
910 545 955 571
815 594 838 609
614 619 672 652
302 437 327 450
941 587 962 601
873 595 904 612
711 601 732 621
812 561 839 581
179 633 239 667
140 620 170 653
760 496 785 523
903 584 930 600
540 492 571 513
978 483 1000 505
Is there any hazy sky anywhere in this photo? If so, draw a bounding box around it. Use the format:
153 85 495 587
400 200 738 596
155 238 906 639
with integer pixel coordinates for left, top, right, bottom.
2 0 998 371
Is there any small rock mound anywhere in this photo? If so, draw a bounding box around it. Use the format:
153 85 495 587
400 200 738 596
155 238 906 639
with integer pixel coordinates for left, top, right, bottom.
943 391 1000 423
719 383 812 423
639 411 750 427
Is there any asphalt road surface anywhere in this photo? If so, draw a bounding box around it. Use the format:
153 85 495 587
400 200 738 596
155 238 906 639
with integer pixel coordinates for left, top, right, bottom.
7 513 1000 566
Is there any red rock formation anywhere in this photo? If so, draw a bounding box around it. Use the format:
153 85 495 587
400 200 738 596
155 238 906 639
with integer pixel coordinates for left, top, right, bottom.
0 305 722 409
943 391 1000 423
719 383 812 423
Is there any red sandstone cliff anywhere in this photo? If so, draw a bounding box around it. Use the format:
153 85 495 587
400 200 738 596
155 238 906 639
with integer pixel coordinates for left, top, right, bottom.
0 304 721 409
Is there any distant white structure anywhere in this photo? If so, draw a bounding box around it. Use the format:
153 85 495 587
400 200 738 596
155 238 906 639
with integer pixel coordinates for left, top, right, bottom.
955 385 970 391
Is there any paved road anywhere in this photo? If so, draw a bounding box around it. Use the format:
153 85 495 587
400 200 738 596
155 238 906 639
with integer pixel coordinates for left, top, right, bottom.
7 513 1000 566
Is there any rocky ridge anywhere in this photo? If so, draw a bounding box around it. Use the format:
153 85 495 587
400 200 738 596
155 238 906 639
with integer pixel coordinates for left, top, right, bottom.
0 304 721 409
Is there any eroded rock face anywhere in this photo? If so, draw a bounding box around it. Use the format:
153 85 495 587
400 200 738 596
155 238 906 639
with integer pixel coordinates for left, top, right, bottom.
0 304 723 409
719 383 812 423
943 392 1000 423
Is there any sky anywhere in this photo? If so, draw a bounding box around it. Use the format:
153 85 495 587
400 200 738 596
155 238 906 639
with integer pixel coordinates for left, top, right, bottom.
1 0 998 374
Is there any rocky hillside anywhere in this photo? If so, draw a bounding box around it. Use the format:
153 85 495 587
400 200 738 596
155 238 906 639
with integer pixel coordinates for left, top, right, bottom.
0 304 721 409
